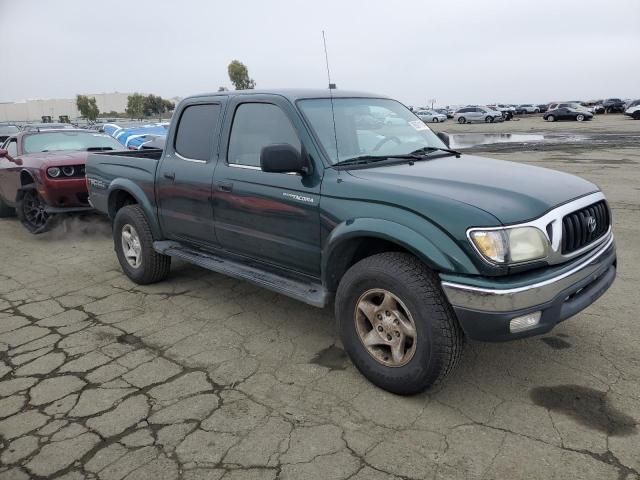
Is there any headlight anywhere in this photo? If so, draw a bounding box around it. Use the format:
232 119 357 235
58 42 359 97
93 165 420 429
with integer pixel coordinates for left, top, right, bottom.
62 166 75 176
47 167 61 178
469 226 548 264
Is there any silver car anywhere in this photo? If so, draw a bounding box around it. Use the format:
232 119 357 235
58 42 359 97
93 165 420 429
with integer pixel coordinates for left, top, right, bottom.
454 106 503 124
415 109 447 123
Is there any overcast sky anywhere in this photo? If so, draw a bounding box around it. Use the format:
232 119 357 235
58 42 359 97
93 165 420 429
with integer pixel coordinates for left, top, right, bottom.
1 0 639 107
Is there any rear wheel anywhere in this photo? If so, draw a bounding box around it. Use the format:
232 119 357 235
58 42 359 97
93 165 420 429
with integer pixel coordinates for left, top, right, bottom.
633 112 640 120
457 117 466 124
16 184 57 234
335 252 464 395
113 205 171 284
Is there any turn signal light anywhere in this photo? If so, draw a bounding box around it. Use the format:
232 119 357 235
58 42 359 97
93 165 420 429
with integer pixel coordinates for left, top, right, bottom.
509 311 541 333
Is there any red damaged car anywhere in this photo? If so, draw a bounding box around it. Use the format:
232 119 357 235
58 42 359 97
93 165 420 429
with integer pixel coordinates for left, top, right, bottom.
0 129 123 233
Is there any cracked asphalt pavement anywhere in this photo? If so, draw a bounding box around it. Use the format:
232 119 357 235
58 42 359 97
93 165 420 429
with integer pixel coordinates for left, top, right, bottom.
1 116 639 479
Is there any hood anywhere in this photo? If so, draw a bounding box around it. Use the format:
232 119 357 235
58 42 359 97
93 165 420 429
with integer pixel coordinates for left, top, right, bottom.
22 150 89 168
348 154 598 224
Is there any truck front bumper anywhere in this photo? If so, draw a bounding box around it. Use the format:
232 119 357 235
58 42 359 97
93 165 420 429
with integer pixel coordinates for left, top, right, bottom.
440 235 616 341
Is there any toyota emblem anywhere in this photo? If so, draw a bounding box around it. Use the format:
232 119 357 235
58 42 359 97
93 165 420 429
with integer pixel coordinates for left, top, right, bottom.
587 216 597 233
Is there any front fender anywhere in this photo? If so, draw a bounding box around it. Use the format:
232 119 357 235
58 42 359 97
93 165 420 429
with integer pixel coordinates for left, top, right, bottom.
321 217 480 288
107 178 162 239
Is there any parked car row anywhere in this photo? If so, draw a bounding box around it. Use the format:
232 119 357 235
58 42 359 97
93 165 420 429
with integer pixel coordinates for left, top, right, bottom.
102 122 169 150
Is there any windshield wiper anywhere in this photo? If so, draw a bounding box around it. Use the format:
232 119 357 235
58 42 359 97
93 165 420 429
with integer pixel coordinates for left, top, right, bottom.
333 154 422 167
409 146 461 157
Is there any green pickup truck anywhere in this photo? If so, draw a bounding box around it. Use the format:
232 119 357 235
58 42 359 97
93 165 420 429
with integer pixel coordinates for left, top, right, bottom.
86 89 616 394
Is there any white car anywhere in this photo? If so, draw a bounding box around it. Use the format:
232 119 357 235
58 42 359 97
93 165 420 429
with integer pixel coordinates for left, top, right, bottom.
453 106 504 124
495 104 516 113
516 104 540 114
415 109 447 123
624 104 640 120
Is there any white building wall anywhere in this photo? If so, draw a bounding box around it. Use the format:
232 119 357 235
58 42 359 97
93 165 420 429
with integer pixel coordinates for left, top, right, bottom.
0 92 134 122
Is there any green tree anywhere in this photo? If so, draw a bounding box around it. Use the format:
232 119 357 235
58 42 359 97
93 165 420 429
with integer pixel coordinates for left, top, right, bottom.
76 95 100 121
142 95 175 120
227 60 256 90
162 99 175 114
126 93 145 120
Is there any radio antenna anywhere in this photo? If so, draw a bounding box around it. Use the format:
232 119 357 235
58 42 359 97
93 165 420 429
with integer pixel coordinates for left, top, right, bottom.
322 30 340 162
322 30 335 90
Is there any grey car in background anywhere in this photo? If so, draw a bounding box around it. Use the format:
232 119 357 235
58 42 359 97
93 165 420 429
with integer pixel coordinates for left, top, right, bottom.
454 106 504 124
415 109 447 123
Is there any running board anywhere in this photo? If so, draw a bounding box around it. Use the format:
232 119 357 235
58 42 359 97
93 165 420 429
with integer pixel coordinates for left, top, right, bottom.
153 241 328 308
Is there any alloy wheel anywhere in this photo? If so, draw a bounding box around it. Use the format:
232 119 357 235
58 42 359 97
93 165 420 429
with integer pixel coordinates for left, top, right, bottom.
354 288 417 367
22 189 49 229
121 224 142 268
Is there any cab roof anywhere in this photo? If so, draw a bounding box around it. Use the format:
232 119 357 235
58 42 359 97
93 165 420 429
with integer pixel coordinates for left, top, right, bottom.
187 88 392 102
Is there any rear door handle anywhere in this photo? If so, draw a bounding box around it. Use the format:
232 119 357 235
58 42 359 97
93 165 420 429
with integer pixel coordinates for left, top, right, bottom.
163 171 175 181
217 182 233 192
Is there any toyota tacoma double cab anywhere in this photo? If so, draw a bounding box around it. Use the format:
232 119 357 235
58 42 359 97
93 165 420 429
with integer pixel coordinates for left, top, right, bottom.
86 89 617 394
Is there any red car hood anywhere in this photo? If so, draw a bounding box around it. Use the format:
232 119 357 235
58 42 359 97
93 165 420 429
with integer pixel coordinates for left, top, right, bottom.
22 150 89 168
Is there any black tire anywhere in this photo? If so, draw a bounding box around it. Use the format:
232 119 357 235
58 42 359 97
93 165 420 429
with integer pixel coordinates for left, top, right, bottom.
546 114 556 122
457 117 466 124
335 252 464 395
534 109 540 114
576 114 585 122
432 118 438 123
113 205 171 284
633 112 640 120
0 195 15 218
16 184 57 234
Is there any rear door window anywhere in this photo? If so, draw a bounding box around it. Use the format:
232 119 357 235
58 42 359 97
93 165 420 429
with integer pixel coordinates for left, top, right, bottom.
174 104 221 161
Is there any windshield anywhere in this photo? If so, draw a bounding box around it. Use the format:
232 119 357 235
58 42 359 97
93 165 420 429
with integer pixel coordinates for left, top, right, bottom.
23 131 123 154
297 98 445 164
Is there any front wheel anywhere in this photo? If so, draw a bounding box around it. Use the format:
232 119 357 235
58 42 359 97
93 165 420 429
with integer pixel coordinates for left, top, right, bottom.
576 114 585 122
546 114 556 122
432 118 439 123
113 205 171 284
335 252 464 395
457 117 466 124
633 112 640 120
16 184 57 234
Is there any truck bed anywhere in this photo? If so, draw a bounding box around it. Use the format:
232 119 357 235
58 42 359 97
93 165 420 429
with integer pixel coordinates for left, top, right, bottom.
85 150 162 217
96 148 163 161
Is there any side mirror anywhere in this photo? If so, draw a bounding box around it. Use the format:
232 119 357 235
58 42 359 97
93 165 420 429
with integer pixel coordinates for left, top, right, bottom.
260 144 310 175
436 132 450 148
0 149 7 158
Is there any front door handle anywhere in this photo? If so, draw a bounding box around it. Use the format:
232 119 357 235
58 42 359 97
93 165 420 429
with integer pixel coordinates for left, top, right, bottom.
217 182 233 193
163 171 175 181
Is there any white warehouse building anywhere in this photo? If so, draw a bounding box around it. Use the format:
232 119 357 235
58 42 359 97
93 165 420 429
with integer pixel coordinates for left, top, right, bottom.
0 92 133 122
